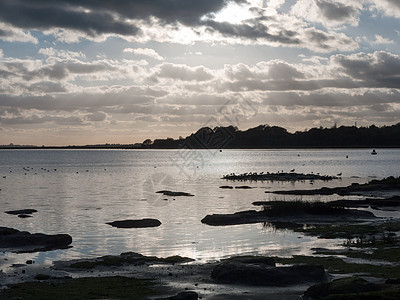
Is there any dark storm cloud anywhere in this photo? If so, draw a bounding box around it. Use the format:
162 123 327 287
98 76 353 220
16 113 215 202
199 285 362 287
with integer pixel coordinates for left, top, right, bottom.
334 51 400 88
0 86 167 112
316 0 357 22
0 0 245 36
0 1 139 36
204 20 300 44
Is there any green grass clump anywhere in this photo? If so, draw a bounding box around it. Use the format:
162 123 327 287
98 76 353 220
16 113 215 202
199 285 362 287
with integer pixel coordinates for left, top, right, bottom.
0 276 159 300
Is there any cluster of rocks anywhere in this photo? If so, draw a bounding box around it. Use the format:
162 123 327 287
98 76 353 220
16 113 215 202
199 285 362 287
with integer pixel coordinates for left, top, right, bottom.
211 256 326 286
5 209 37 218
222 172 338 181
0 227 72 253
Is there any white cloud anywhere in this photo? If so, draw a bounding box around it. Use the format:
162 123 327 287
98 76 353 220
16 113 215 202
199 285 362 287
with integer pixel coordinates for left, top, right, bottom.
0 22 38 44
123 48 164 60
151 63 214 82
366 0 400 18
291 0 361 27
39 47 86 59
371 34 395 45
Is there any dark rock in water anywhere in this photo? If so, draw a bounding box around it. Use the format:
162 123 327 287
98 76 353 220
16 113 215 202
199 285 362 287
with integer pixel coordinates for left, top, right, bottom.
219 186 233 189
222 172 337 182
304 276 387 299
34 274 51 280
330 195 400 209
235 186 252 189
106 218 161 228
201 210 267 226
5 209 37 215
201 205 376 226
64 252 194 269
18 214 33 218
211 259 326 286
156 190 194 197
222 255 276 267
0 227 72 253
168 291 198 300
271 176 400 196
386 278 400 284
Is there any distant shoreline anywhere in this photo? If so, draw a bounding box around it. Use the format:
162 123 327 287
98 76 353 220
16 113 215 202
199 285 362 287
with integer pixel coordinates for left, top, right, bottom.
2 123 400 149
1 146 400 150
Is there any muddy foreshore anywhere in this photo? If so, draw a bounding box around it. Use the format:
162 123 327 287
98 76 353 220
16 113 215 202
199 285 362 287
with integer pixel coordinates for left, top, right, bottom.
1 176 400 299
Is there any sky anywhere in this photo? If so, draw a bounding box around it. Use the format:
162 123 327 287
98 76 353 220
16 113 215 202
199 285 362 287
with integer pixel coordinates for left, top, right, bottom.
1 0 400 146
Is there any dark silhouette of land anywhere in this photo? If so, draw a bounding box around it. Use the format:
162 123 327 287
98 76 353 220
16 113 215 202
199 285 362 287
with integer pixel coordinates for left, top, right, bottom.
2 123 400 149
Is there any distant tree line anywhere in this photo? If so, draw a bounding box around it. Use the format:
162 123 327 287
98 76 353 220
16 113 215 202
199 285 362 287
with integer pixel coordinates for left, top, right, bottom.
148 123 400 149
2 123 399 149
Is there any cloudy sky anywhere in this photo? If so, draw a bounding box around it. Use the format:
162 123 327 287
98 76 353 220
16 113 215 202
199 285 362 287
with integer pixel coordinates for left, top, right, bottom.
1 0 400 145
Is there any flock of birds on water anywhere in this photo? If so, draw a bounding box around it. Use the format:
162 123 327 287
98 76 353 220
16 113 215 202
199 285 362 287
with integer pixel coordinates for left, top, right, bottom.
0 150 378 187
2 166 107 177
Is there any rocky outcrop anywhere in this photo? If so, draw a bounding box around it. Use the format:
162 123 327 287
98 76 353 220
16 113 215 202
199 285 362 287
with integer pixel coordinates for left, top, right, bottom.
106 218 162 228
5 209 38 218
270 176 400 196
168 291 198 300
222 172 337 181
156 190 194 197
303 276 399 299
0 227 72 253
201 210 267 226
64 252 195 269
211 257 326 286
201 208 375 226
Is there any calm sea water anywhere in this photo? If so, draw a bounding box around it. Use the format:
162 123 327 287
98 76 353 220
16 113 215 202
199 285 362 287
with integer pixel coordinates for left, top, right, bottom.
1 149 399 267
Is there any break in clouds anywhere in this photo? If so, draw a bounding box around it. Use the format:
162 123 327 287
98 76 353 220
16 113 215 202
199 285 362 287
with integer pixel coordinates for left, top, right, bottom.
0 0 400 144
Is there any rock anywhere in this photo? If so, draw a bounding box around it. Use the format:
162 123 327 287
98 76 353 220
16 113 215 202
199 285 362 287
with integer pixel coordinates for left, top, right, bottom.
303 276 385 299
202 203 376 226
201 210 267 226
222 256 276 266
222 172 337 181
106 218 161 228
272 176 400 196
34 274 51 280
156 190 194 197
18 214 33 218
211 260 326 286
5 209 37 215
386 278 400 284
168 291 198 300
0 227 72 253
64 252 194 269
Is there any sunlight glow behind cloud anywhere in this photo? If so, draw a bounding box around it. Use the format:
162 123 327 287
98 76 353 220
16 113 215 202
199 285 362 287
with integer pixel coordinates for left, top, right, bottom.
0 0 399 145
